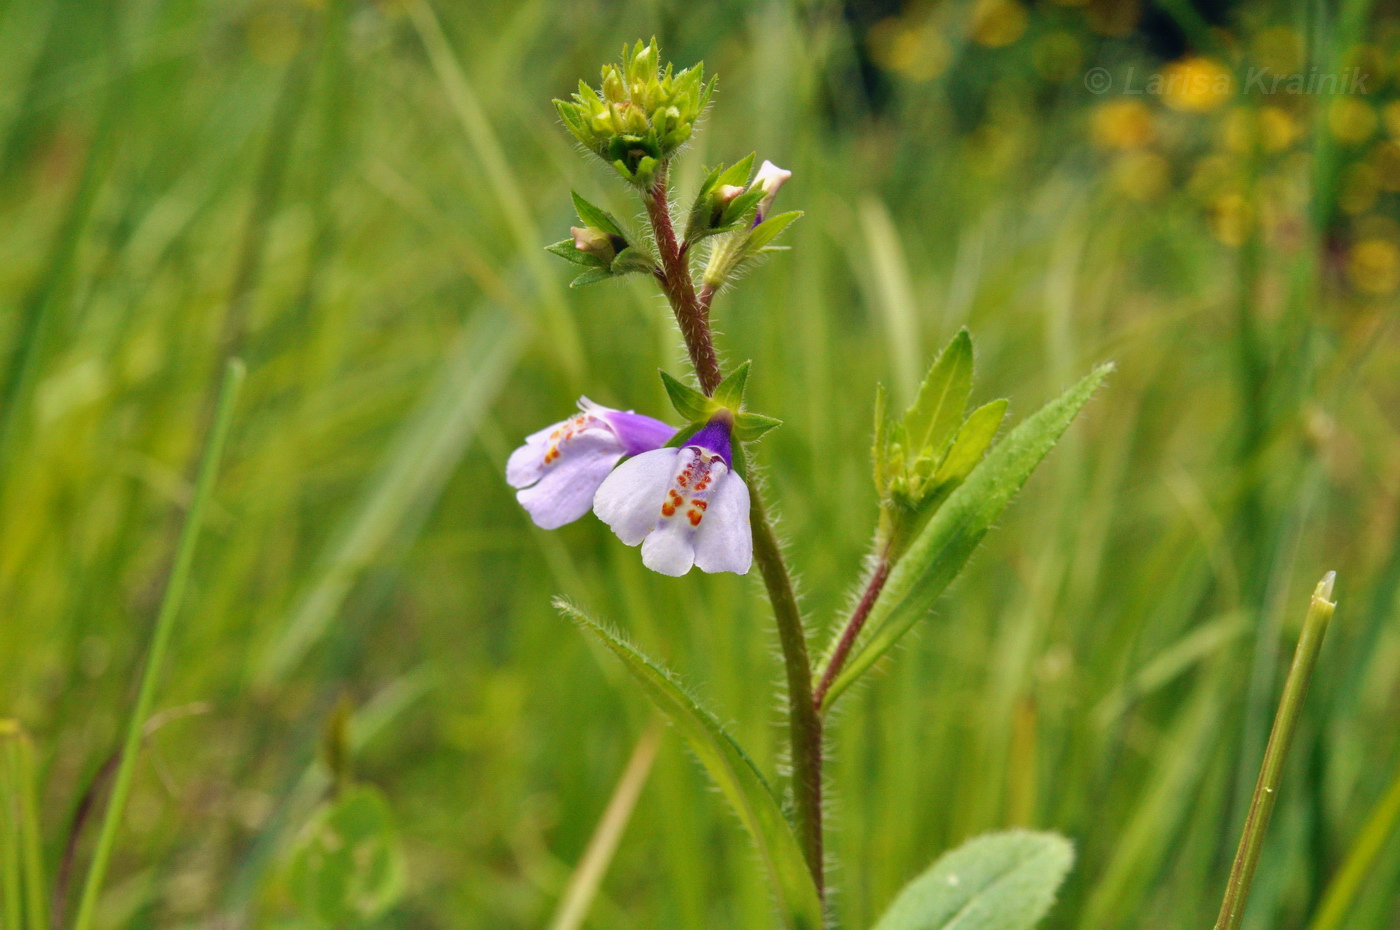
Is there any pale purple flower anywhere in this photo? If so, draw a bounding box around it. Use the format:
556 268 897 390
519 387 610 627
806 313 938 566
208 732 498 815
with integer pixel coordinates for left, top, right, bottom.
507 398 675 530
593 415 751 576
750 159 792 225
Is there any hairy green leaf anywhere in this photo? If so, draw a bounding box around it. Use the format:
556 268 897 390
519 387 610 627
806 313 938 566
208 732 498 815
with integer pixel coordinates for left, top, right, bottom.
558 601 824 930
747 210 802 251
570 268 614 288
934 398 1008 488
571 190 624 236
873 830 1074 930
823 365 1110 710
904 329 973 458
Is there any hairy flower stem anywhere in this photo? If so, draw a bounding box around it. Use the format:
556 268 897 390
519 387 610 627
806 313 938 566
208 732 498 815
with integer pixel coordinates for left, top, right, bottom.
814 553 891 714
644 167 824 896
645 166 723 394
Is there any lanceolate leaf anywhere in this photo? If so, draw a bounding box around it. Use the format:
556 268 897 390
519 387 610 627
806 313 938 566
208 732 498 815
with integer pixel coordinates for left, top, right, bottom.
558 601 824 930
872 830 1074 930
734 412 782 441
933 398 1008 488
570 190 625 237
904 329 973 458
747 211 802 251
545 239 606 267
823 365 1110 710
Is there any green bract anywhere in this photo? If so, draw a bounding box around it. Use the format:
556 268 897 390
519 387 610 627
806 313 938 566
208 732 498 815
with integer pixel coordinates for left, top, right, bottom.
545 191 658 287
873 329 1009 561
554 39 715 187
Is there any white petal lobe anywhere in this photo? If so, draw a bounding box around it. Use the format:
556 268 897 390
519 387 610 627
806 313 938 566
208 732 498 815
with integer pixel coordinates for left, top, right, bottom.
593 448 679 545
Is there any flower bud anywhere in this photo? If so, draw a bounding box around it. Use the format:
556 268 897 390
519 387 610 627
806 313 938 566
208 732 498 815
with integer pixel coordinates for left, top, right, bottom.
750 160 792 224
571 226 619 264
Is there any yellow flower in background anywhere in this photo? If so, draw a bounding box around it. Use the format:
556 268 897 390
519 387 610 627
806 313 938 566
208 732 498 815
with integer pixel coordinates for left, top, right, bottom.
970 0 1028 48
1330 97 1378 145
1209 192 1252 246
1260 106 1299 152
1162 57 1232 113
869 17 952 82
1250 27 1305 76
1339 162 1379 215
1033 31 1083 82
1347 238 1400 294
1371 141 1400 192
1092 100 1155 150
1111 151 1171 201
1384 101 1400 139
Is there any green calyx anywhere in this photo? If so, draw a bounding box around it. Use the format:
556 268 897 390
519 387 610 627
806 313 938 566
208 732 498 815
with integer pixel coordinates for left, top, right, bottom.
873 329 1008 561
545 191 658 287
554 39 715 187
660 361 782 443
683 154 767 243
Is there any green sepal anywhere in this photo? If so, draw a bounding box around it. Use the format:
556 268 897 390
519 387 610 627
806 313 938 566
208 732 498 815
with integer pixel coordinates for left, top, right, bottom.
571 191 625 236
663 420 705 450
660 370 711 421
545 238 607 267
713 360 751 411
570 268 614 288
734 412 781 442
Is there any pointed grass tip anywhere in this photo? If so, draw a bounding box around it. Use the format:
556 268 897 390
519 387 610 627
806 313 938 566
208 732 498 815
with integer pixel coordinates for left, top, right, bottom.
1315 570 1336 604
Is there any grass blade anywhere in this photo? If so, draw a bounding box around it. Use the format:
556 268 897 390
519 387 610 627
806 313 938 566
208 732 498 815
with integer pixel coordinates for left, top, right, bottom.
256 309 524 685
69 359 245 930
1213 573 1337 930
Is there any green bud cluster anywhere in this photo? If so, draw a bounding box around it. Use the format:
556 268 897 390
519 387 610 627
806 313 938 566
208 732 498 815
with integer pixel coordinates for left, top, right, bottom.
873 330 1008 561
554 39 715 187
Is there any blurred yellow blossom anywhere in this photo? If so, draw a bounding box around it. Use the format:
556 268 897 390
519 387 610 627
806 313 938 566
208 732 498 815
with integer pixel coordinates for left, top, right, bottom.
1223 106 1298 154
1347 238 1400 294
869 17 952 82
1370 141 1400 192
1339 162 1380 214
1092 100 1155 150
1210 192 1252 246
970 0 1028 48
1162 57 1232 113
1086 0 1141 37
1111 151 1171 201
1033 31 1083 82
1330 97 1377 145
1250 27 1305 76
1383 100 1400 139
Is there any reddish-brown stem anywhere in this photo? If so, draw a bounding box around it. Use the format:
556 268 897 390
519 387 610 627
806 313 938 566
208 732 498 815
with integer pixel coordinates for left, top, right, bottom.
813 554 891 714
644 165 723 393
642 164 824 898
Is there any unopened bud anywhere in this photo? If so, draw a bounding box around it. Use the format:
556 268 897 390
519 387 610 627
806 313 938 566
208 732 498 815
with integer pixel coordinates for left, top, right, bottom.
750 159 792 224
571 226 619 264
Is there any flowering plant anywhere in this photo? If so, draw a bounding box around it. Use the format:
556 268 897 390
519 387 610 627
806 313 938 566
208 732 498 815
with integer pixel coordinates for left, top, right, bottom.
509 40 1334 930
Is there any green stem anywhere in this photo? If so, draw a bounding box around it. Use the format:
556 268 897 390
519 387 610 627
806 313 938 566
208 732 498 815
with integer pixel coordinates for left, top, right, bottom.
641 169 824 895
1214 572 1337 930
750 489 824 896
70 360 245 930
1308 749 1400 930
8 735 45 930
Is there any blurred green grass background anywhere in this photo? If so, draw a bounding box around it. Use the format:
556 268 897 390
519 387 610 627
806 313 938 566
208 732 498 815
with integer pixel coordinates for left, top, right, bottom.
2 0 1399 926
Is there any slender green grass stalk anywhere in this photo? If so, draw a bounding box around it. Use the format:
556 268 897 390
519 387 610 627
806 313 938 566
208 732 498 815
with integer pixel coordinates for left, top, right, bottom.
1213 572 1337 930
1 724 21 930
1307 754 1400 930
6 734 44 930
547 719 662 930
69 359 245 930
